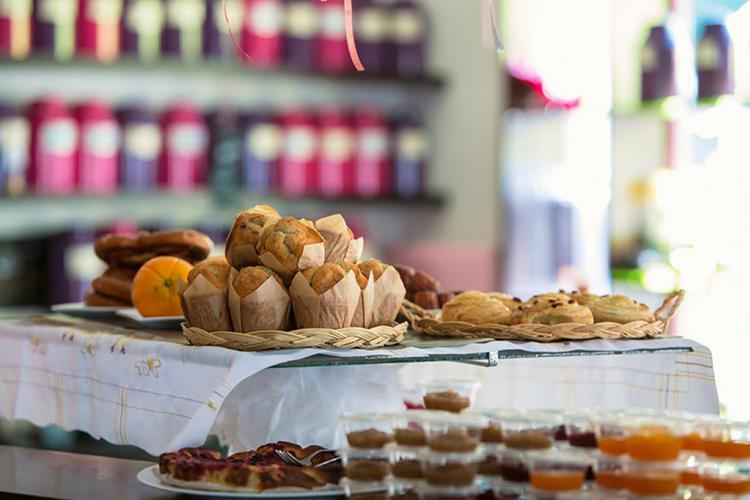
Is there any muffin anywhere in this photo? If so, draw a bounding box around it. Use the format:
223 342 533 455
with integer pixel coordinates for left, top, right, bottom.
315 214 363 264
358 259 387 281
225 205 280 269
357 259 407 327
290 263 361 329
258 216 325 278
188 257 232 291
339 262 374 328
228 266 290 332
181 257 233 332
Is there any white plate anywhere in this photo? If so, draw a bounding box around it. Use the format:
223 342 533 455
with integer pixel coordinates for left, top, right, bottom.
51 302 124 318
136 465 345 498
115 308 184 329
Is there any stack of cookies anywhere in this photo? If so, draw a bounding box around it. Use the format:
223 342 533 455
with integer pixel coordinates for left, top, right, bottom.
180 205 407 333
85 230 213 307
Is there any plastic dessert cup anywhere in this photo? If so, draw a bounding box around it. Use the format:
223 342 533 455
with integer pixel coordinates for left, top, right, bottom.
340 447 391 482
419 449 483 487
392 410 445 447
415 482 484 500
341 477 388 499
423 413 487 453
701 420 750 460
501 413 559 451
594 414 628 456
624 421 683 462
622 459 681 496
699 459 750 495
593 453 625 490
419 380 481 413
389 446 423 480
477 444 503 476
563 410 598 449
342 413 395 449
499 449 530 483
527 450 591 493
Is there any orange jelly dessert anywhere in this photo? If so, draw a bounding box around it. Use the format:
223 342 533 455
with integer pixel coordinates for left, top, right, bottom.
681 470 702 485
681 432 704 452
598 436 627 456
624 471 680 496
701 475 750 494
595 471 624 490
703 439 750 459
529 470 585 491
626 426 682 461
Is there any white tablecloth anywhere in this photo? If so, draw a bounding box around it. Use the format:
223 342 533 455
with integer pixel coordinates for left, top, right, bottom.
0 316 719 455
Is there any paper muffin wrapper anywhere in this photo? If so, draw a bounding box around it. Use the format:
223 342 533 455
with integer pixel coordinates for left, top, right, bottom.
350 274 376 328
226 243 260 269
228 268 291 332
258 241 326 283
289 270 361 329
371 266 407 326
180 274 233 332
315 214 364 264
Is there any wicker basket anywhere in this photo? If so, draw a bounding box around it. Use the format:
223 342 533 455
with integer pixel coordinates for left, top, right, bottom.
400 290 685 342
181 322 408 351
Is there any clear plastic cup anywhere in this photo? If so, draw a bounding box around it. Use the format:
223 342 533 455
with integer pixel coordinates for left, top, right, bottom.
526 450 591 492
594 414 628 457
340 447 391 482
422 413 487 453
415 481 484 499
419 380 481 413
501 412 558 451
499 448 531 483
341 477 389 499
701 420 750 460
419 449 484 487
592 452 625 490
388 445 423 480
342 413 395 449
622 458 682 496
699 458 750 495
563 409 598 449
477 444 503 477
391 410 447 448
624 419 684 462
388 479 419 499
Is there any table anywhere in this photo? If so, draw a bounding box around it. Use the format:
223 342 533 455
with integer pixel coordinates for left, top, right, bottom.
0 315 719 456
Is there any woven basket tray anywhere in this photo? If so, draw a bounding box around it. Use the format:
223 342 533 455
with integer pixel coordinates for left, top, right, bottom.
400 290 685 342
181 322 408 351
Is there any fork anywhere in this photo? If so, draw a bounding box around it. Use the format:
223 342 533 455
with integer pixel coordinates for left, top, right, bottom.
275 448 339 467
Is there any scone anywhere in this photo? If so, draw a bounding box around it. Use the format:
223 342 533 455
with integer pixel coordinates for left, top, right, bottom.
589 295 654 324
512 299 594 325
228 266 290 332
569 290 600 307
225 205 280 269
181 257 233 332
188 257 232 291
441 291 512 325
258 216 325 278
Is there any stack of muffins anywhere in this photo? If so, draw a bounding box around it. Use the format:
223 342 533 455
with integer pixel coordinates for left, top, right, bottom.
180 205 406 333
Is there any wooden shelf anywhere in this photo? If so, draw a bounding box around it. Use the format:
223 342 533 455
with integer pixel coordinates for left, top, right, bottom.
0 191 446 239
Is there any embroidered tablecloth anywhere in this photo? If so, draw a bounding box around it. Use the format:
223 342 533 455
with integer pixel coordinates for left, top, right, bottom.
0 315 719 455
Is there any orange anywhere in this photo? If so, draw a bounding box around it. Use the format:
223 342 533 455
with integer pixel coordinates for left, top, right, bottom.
131 256 193 317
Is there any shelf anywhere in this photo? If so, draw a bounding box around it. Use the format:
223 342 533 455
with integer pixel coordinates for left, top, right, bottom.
0 191 446 239
0 57 445 109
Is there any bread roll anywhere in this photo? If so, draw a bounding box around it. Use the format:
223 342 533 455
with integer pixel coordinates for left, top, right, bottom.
234 266 285 298
188 257 232 291
259 216 325 276
301 263 348 295
512 298 594 325
225 205 280 269
589 295 654 323
569 290 600 307
487 292 523 310
441 291 512 325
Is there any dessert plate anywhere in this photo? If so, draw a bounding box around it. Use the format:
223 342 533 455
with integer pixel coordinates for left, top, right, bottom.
51 302 124 319
115 308 184 330
137 465 346 498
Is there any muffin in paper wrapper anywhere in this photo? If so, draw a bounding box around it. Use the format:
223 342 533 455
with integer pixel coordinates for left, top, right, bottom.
314 214 364 264
289 270 361 329
370 266 407 326
258 219 326 283
180 274 233 332
227 268 291 332
226 242 260 271
351 274 375 328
